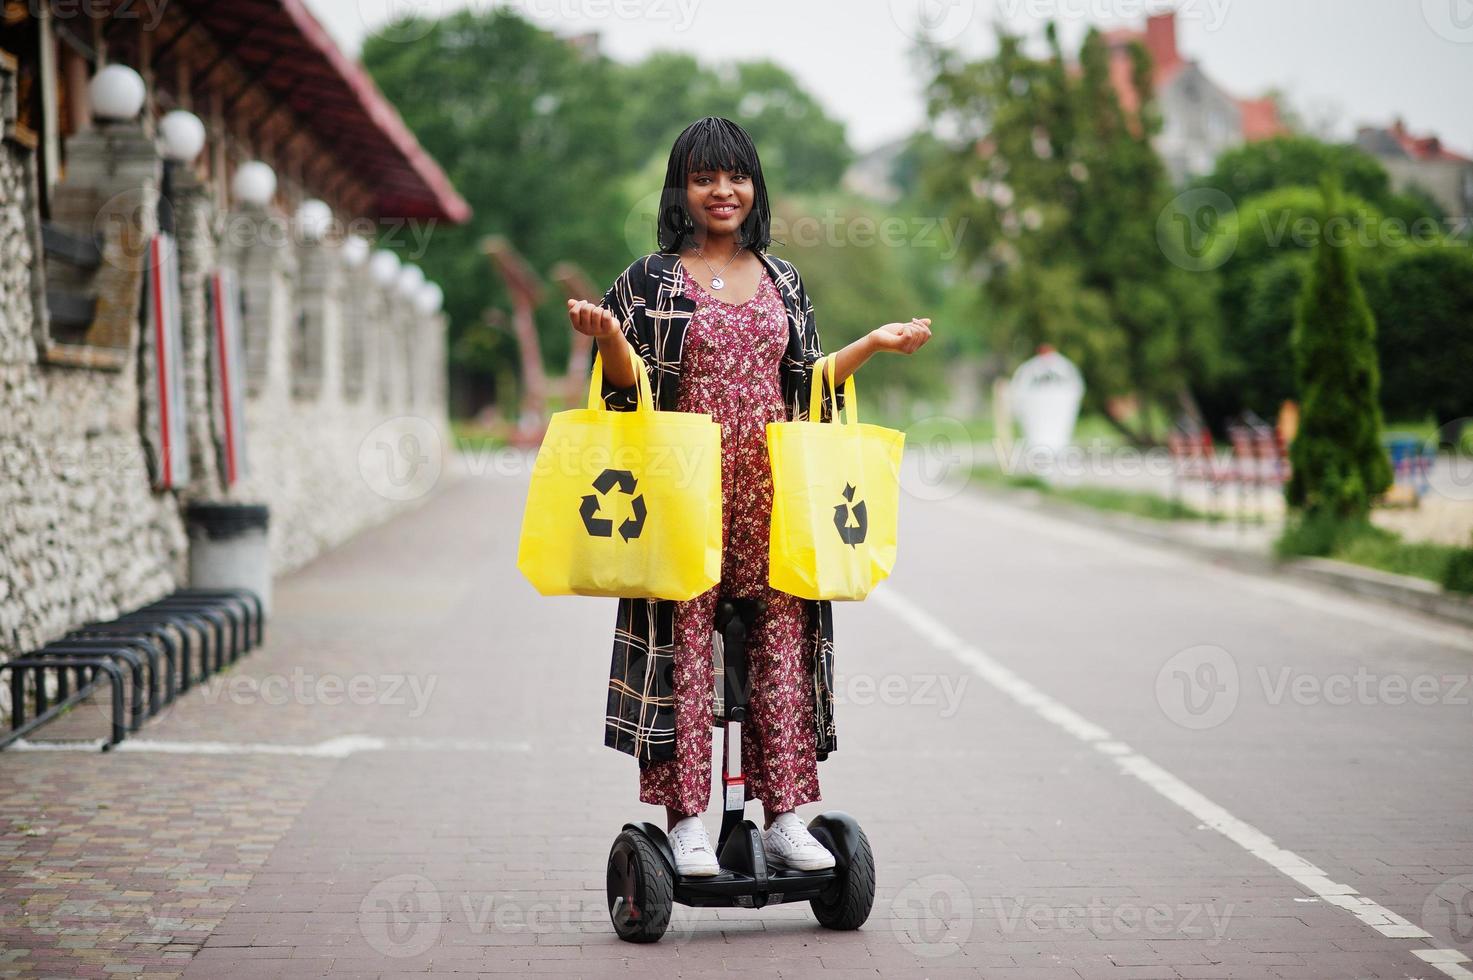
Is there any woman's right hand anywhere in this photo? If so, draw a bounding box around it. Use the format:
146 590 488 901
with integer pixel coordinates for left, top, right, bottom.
571 299 637 390
568 299 620 339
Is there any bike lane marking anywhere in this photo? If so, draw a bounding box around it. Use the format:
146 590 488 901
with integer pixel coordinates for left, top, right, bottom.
871 582 1472 978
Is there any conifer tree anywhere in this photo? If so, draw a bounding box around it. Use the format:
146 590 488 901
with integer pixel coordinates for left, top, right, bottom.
1285 177 1392 519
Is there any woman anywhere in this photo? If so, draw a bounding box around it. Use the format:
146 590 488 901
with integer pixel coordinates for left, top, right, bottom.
567 116 932 877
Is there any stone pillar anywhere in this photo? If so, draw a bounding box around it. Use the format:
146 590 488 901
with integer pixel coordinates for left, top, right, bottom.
341 261 372 402
398 298 417 410
293 238 341 402
418 311 448 419
374 282 395 412
171 162 223 498
226 208 297 401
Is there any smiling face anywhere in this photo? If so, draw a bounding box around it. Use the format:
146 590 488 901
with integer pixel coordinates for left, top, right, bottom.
685 165 754 240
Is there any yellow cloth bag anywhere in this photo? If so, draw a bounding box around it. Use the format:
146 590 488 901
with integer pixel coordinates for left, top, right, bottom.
766 355 906 600
517 348 722 600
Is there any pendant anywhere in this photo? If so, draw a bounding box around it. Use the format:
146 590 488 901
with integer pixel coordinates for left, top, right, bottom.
710 276 725 290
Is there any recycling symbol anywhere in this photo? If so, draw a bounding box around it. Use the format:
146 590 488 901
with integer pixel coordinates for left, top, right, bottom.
832 482 867 547
580 468 647 541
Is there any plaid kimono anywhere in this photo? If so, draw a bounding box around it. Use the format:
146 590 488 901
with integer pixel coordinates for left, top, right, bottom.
594 249 847 765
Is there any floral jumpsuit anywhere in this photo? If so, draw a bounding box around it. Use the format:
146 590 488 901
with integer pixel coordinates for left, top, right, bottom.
637 263 822 816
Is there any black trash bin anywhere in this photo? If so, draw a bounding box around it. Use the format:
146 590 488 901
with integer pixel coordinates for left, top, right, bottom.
184 503 272 615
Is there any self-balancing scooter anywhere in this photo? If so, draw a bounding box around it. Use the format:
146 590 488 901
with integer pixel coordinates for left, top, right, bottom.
605 595 876 942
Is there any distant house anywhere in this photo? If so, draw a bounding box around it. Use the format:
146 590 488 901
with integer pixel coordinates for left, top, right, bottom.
1355 118 1473 219
1105 12 1288 184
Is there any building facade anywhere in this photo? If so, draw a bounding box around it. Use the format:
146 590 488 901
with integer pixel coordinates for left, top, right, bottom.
1106 12 1287 184
1356 118 1473 222
0 2 468 676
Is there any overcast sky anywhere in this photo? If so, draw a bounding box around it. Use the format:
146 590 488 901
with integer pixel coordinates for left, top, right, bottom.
305 0 1473 158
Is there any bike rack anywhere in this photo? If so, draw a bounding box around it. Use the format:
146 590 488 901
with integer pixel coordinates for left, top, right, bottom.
1 588 265 750
1 657 127 749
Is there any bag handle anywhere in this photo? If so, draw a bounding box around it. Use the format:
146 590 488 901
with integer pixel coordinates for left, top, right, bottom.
807 354 858 425
587 344 654 412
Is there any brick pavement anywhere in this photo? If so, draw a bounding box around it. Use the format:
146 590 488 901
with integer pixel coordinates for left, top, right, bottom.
2 468 1471 978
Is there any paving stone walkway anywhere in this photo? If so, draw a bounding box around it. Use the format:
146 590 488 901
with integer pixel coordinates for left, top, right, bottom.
3 465 1471 978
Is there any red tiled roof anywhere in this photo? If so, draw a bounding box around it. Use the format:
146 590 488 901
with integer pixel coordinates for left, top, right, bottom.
1385 119 1472 163
1236 97 1288 141
166 0 471 223
1104 12 1282 141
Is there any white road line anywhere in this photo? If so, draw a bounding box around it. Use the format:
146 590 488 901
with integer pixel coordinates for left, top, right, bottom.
1418 950 1473 979
943 493 1473 653
871 584 1470 976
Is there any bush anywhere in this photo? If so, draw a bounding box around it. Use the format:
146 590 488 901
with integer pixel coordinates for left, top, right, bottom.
1274 511 1361 558
1277 515 1473 593
1197 186 1387 426
1443 546 1473 595
1367 246 1473 427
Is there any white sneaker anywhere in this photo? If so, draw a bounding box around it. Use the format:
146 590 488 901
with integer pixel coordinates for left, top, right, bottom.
763 812 835 871
668 816 721 877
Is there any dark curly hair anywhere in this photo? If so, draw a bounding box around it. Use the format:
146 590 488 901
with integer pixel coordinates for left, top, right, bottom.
656 116 773 255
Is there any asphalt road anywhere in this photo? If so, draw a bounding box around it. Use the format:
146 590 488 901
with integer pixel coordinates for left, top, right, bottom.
3 457 1470 979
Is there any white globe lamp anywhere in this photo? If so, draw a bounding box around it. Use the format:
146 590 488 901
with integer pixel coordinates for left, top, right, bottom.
295 198 333 242
158 110 206 162
396 263 425 297
90 64 146 121
232 161 276 208
369 249 401 286
415 282 444 315
342 236 370 268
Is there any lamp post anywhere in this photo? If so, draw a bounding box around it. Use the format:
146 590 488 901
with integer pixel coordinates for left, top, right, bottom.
415 282 443 316
396 263 425 298
232 161 276 210
156 109 205 237
342 236 370 268
295 198 333 243
369 249 400 286
89 63 146 122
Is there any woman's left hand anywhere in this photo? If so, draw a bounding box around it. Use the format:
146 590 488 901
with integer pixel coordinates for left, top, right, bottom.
868 317 933 355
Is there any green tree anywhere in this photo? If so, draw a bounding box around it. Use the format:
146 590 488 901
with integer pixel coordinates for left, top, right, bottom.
1194 136 1444 227
614 55 852 195
1285 178 1393 519
918 23 1220 441
362 9 636 410
1366 246 1473 428
1200 186 1388 419
1234 253 1310 414
363 9 854 412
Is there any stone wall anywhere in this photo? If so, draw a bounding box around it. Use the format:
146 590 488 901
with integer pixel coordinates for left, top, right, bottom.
0 134 184 657
0 121 452 696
